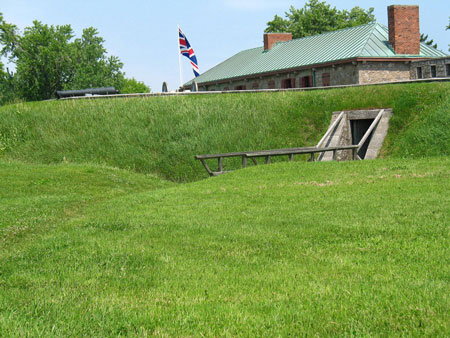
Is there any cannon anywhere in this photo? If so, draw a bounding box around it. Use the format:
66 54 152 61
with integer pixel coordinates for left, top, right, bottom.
56 87 119 99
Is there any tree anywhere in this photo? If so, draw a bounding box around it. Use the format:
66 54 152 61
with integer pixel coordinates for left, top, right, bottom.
0 13 127 101
265 0 375 39
0 63 18 105
420 33 437 49
120 78 150 94
3 21 74 101
447 17 450 52
66 27 124 90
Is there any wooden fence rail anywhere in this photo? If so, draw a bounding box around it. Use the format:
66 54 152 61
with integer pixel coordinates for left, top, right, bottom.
195 145 359 176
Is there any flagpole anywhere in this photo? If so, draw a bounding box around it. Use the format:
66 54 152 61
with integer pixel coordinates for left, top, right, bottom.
177 25 183 91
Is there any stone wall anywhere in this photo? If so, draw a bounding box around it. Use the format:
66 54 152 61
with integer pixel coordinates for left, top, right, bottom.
198 62 359 91
197 58 450 92
358 61 411 84
410 57 450 79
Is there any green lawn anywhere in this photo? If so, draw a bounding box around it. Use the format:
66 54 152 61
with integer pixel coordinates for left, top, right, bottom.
1 158 448 336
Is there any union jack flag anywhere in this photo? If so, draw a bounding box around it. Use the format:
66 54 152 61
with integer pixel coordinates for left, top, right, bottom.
179 28 200 77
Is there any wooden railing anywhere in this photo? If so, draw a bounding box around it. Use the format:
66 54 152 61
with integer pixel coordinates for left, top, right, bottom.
195 145 359 176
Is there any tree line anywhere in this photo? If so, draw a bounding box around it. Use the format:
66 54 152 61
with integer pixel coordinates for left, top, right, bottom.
0 13 149 105
265 1 447 51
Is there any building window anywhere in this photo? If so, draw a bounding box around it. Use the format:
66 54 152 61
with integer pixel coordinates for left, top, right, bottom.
416 67 422 79
234 85 246 91
446 64 450 77
300 76 312 88
322 73 331 86
268 80 275 89
431 65 437 78
252 82 260 89
281 78 295 89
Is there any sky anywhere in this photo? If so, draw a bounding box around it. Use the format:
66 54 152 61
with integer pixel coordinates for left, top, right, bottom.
1 0 449 92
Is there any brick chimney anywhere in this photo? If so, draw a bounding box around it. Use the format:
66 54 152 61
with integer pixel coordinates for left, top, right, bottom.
264 33 292 51
387 5 420 55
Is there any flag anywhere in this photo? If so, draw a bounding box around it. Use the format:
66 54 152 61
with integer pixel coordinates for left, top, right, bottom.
179 28 200 77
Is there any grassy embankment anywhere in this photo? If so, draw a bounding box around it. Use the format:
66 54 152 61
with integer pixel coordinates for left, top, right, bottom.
0 82 449 335
0 158 448 336
0 82 449 182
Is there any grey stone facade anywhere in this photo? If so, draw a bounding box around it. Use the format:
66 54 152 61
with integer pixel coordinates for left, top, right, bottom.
197 61 417 91
358 61 411 84
410 57 450 80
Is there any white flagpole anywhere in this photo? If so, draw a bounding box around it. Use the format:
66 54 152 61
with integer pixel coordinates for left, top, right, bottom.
177 25 183 90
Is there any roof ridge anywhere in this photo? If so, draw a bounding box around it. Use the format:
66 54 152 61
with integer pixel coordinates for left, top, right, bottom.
275 22 378 46
357 22 380 56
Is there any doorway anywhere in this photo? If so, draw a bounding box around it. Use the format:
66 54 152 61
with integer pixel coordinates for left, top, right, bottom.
351 119 374 159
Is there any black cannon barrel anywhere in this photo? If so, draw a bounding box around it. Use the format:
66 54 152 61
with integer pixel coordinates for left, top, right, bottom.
56 87 119 99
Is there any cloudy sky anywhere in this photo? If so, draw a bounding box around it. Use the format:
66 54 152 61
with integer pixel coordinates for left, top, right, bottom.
1 0 449 91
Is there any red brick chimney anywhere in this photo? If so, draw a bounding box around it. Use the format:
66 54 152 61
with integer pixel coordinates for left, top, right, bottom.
387 5 420 55
264 33 292 51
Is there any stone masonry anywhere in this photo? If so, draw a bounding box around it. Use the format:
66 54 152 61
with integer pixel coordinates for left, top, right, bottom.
410 57 450 79
198 61 416 91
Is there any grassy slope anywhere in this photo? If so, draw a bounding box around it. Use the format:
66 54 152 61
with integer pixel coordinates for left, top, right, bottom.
0 82 449 182
0 158 448 336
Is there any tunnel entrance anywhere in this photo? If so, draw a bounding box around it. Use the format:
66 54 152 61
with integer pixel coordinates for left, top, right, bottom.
351 119 374 159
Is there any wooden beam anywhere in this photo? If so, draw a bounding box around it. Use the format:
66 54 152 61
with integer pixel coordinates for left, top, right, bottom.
242 156 247 168
316 111 344 148
199 159 213 176
357 109 384 150
218 157 223 172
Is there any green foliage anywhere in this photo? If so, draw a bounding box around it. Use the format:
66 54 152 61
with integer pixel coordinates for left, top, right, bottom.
12 21 74 101
265 0 375 38
447 17 450 51
0 157 449 335
65 27 124 90
0 13 130 101
0 82 448 182
0 61 19 106
119 77 151 94
420 33 437 49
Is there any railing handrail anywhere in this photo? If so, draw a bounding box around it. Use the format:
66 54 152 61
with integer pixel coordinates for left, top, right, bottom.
244 145 357 158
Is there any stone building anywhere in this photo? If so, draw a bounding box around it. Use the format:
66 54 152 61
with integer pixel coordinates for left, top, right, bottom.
410 57 450 80
184 5 447 92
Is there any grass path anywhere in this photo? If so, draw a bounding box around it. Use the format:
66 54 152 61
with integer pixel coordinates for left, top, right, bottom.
0 158 448 336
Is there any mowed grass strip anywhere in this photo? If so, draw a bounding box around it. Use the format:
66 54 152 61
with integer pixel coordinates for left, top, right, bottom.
0 161 174 243
0 158 448 336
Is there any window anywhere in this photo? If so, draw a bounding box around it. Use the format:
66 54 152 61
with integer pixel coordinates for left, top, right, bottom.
234 85 246 91
416 67 422 79
300 76 312 88
281 78 295 89
431 65 437 78
322 73 331 87
252 82 260 89
268 80 275 89
446 64 450 77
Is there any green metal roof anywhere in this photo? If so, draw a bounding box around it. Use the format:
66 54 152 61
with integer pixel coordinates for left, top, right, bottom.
186 23 447 86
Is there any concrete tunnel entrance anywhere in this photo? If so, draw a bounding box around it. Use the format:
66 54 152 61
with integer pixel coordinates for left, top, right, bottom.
318 109 392 161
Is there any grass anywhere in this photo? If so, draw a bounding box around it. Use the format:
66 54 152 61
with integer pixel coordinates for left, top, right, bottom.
0 82 449 182
0 157 448 336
